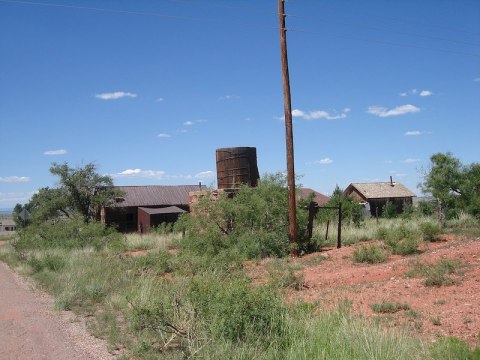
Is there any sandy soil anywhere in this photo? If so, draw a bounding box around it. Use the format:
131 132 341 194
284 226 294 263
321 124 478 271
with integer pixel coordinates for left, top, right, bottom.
247 233 480 347
0 260 115 360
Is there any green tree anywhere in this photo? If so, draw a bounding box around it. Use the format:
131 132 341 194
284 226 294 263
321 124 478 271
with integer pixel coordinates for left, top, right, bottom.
323 186 363 226
421 152 480 218
22 162 121 224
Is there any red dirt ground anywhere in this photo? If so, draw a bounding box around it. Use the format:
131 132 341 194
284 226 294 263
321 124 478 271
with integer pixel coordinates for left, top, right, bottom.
249 234 480 347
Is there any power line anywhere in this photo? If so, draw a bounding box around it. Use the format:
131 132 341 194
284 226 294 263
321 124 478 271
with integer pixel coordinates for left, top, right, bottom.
288 27 480 59
1 0 478 59
0 0 278 30
287 14 480 47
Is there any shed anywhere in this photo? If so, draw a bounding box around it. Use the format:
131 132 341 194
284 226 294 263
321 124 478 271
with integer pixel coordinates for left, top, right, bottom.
101 185 205 232
343 181 416 216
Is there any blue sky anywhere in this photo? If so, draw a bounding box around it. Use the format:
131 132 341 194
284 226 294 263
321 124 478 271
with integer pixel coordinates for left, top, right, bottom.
1 0 479 209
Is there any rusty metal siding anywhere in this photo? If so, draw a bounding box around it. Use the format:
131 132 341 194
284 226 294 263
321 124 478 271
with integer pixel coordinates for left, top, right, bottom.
216 147 259 190
138 207 151 233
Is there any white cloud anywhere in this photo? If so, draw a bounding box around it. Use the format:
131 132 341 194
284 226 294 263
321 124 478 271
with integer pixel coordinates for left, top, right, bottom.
183 121 194 126
195 171 214 178
405 131 421 136
219 95 240 100
155 97 164 102
95 91 137 100
292 108 349 120
367 104 420 117
112 169 166 179
402 158 421 163
411 89 418 94
399 92 407 97
383 160 393 164
312 158 333 165
157 133 171 138
0 176 30 183
43 149 67 155
0 191 36 205
474 77 480 82
419 90 432 97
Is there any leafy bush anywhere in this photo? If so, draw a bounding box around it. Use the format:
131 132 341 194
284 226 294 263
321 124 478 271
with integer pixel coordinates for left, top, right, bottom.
353 244 389 264
378 225 420 255
382 201 399 219
420 221 442 242
14 216 125 253
179 173 314 259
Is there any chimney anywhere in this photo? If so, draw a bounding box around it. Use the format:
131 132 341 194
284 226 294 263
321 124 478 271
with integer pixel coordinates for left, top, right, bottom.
198 181 202 191
390 176 394 186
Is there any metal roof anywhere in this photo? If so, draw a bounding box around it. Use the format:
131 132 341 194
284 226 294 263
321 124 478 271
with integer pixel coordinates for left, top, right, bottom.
138 206 186 215
108 185 206 208
345 182 416 200
297 188 330 206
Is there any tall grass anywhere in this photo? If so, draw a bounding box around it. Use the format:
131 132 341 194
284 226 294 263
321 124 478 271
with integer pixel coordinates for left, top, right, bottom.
316 216 441 247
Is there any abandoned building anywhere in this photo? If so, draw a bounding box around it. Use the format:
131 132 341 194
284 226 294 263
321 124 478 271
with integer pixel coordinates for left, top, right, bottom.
343 180 416 216
0 219 16 232
101 185 205 233
297 188 330 206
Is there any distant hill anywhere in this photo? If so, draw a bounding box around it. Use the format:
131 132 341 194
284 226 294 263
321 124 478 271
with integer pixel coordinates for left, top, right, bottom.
0 209 13 220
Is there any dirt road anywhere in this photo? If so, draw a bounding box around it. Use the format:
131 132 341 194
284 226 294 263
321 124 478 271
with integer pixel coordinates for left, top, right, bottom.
0 260 114 360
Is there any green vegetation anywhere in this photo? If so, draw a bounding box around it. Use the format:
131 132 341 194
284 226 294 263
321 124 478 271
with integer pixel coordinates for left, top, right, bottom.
370 302 411 314
430 337 480 360
421 152 480 220
353 243 389 264
406 258 465 287
3 161 480 359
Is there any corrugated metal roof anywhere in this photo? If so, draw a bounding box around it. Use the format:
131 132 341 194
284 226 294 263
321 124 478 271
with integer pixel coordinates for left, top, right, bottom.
138 206 186 215
108 185 206 208
346 182 416 199
297 188 330 206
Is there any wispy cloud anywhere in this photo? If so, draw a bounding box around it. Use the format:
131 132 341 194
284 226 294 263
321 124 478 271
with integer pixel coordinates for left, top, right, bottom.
183 121 194 126
43 149 67 155
111 169 166 179
157 133 171 138
400 89 432 97
0 176 30 183
95 91 137 100
195 171 214 179
219 95 240 100
473 77 480 82
405 130 431 136
155 97 164 102
308 158 333 165
367 104 420 117
389 171 407 178
292 108 350 120
383 160 393 164
0 191 36 204
401 158 421 163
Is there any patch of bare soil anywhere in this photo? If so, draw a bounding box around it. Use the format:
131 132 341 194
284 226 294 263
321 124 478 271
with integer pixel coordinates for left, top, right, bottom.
252 234 480 347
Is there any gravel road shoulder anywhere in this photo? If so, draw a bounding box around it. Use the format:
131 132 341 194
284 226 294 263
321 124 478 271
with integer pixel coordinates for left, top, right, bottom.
0 260 115 360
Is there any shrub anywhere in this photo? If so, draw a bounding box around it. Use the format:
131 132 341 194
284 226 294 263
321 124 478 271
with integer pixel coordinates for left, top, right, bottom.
431 337 480 359
406 259 464 287
370 302 410 313
382 201 398 219
27 253 66 273
420 222 442 242
353 244 389 264
14 216 125 252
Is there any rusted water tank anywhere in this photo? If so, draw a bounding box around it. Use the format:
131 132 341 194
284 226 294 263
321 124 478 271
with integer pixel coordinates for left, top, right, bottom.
216 147 259 189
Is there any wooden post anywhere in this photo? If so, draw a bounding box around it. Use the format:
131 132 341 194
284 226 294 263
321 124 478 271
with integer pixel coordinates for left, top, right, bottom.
337 203 342 249
325 220 330 242
278 0 297 256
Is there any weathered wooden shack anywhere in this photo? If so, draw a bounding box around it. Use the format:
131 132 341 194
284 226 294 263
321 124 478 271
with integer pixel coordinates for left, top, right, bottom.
343 181 416 216
101 185 205 232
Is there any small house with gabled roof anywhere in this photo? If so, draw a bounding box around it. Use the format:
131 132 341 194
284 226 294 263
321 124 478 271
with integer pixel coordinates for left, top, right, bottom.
343 180 416 216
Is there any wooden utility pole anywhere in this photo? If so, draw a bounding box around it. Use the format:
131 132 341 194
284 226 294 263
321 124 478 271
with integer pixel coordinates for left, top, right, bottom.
278 0 297 257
